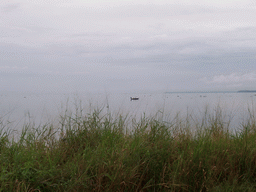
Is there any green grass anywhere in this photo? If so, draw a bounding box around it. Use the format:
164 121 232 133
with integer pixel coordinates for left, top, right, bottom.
1 104 256 191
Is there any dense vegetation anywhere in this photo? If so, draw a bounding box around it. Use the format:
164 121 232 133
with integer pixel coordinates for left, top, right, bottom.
1 105 256 191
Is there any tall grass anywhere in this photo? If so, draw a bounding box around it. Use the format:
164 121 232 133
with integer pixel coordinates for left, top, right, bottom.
0 104 256 191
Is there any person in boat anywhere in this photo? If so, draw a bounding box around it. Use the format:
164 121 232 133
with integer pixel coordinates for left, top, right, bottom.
130 97 139 101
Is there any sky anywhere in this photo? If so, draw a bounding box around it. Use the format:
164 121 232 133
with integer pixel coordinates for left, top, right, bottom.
1 0 256 93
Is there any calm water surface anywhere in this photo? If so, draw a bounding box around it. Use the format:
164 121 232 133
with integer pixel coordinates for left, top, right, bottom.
0 91 256 132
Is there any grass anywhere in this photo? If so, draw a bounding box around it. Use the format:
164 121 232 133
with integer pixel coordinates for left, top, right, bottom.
0 103 256 191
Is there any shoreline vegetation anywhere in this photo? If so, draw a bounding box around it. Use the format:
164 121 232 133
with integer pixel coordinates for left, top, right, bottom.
1 104 256 191
237 90 256 93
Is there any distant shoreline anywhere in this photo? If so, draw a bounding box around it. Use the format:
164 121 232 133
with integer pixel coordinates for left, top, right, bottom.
165 91 236 94
165 90 256 94
237 90 256 93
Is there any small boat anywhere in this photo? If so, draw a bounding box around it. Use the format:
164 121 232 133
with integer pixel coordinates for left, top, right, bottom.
130 97 139 101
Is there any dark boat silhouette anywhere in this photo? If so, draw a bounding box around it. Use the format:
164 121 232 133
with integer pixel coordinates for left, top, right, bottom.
130 97 139 101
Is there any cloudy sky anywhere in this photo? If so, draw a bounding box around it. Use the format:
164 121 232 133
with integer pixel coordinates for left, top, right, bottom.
1 0 256 93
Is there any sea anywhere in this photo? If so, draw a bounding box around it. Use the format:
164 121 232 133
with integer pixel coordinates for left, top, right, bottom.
0 91 256 133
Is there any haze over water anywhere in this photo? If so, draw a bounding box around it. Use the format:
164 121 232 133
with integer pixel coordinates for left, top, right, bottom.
1 91 255 132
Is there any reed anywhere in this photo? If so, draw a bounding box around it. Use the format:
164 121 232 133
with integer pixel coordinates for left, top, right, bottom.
0 104 256 191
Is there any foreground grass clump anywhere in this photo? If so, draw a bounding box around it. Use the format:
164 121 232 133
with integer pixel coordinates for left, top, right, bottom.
1 108 256 191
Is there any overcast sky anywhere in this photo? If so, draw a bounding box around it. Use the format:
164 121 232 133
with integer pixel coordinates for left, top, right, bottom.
1 0 256 93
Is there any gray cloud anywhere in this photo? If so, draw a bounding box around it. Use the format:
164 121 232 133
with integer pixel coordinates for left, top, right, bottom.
1 3 21 13
1 0 256 93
